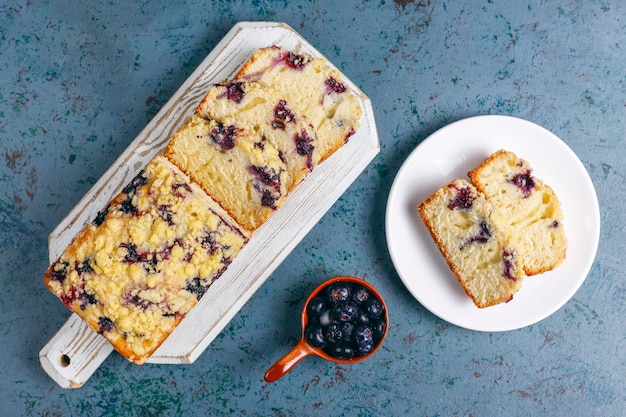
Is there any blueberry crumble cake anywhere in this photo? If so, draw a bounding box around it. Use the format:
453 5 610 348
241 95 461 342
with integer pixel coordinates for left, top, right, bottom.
44 155 248 364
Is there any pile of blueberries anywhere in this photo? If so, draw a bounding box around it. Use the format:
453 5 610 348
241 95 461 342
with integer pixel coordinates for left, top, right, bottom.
304 280 387 360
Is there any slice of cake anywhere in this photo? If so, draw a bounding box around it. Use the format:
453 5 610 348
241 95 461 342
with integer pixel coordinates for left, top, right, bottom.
235 45 362 164
196 80 318 191
164 114 288 233
468 150 567 275
418 179 524 308
44 155 248 364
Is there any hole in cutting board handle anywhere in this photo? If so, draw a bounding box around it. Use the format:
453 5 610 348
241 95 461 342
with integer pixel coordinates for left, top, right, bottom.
60 354 71 367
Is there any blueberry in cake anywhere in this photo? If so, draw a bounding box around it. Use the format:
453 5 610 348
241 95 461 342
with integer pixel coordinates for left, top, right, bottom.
196 80 319 191
235 46 363 164
468 150 567 275
164 114 288 233
44 155 248 364
418 179 524 308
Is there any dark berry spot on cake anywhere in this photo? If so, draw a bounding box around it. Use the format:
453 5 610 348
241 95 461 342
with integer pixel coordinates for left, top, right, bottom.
157 205 174 226
143 257 159 274
461 221 492 248
98 317 114 334
283 51 308 70
224 82 245 103
209 122 237 150
447 185 476 210
93 206 109 226
120 243 149 263
502 249 518 281
122 170 148 194
49 260 69 283
272 99 296 129
75 259 94 275
124 287 154 311
155 245 172 262
325 77 347 94
79 292 98 311
510 170 535 197
59 284 84 309
120 195 138 215
249 165 283 209
186 277 210 301
295 129 315 170
198 229 219 255
171 182 192 198
260 189 277 208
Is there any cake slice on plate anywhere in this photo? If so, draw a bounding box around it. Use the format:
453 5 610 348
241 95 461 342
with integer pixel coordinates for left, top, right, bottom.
468 150 567 275
418 179 524 308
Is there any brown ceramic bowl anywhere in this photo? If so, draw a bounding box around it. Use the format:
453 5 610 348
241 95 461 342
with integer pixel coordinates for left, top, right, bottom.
264 276 389 382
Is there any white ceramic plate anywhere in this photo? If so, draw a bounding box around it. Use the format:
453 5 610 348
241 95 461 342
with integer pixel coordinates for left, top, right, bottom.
385 115 600 332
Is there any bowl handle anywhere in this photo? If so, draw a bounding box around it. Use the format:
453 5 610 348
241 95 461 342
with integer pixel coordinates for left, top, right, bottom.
264 339 316 382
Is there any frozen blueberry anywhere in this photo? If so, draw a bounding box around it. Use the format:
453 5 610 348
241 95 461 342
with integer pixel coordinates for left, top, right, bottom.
364 297 384 320
326 283 351 303
307 296 327 319
352 286 371 305
332 301 359 323
371 319 387 340
305 324 327 348
325 322 350 345
356 341 374 356
354 324 374 347
325 342 355 360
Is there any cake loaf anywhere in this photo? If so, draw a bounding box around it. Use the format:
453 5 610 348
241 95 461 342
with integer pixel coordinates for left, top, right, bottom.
165 114 288 233
418 179 524 308
235 45 363 164
44 155 248 364
196 80 318 191
468 150 567 275
44 45 365 364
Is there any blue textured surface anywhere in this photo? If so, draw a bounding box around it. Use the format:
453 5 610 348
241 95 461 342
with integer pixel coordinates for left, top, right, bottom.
1 0 624 415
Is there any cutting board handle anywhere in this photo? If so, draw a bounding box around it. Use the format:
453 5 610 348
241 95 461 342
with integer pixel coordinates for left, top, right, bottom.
39 314 112 388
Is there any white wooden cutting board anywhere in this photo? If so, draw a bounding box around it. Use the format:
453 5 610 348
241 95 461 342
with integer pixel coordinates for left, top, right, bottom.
39 21 380 388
